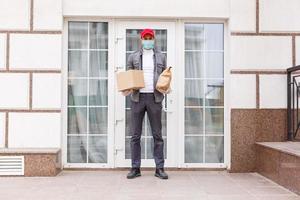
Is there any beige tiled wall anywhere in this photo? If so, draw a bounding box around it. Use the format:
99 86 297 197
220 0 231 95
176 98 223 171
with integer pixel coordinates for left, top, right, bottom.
230 0 256 32
0 34 6 69
0 0 31 31
0 0 62 149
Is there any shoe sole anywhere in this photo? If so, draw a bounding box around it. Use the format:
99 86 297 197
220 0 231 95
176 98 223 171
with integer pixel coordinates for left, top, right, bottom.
155 173 168 179
127 173 141 179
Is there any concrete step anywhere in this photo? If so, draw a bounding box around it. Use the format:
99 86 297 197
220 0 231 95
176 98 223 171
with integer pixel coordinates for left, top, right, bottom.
255 141 300 195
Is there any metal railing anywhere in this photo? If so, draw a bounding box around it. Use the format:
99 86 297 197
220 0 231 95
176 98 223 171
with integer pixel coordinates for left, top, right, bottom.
287 65 300 140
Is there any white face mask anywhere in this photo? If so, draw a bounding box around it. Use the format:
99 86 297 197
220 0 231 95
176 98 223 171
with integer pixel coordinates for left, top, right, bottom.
142 40 155 49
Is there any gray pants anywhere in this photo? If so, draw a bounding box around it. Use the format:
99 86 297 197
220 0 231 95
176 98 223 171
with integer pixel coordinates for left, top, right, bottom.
130 93 165 168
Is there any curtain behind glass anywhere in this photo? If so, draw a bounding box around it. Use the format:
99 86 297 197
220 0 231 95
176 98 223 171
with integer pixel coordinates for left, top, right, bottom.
184 23 224 163
67 22 108 164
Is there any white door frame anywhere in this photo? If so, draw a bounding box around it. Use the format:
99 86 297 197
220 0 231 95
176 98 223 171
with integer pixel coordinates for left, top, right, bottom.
61 17 230 169
114 20 177 167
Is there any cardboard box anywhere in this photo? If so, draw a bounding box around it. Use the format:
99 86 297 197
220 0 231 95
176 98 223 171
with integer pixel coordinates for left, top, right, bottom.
116 70 145 91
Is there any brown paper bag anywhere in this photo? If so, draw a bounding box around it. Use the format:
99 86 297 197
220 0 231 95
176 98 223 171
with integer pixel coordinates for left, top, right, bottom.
156 66 172 94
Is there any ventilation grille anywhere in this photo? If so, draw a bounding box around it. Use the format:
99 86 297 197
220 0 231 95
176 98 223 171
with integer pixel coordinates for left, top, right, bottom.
0 156 24 175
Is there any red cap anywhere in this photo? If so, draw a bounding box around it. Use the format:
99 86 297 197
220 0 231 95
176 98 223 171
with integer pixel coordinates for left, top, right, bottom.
140 29 155 39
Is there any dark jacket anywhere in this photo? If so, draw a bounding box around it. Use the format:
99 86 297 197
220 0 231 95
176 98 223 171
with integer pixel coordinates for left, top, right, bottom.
127 47 167 103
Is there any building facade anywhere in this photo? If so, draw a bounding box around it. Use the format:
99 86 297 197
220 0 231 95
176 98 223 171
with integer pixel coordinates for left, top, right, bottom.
0 0 299 175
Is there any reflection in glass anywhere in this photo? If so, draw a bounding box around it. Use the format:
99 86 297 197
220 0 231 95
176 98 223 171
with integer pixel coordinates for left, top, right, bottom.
89 51 108 77
185 24 204 50
185 52 204 78
89 107 108 135
89 79 108 106
88 136 107 163
68 22 88 49
185 80 204 106
185 108 204 135
68 79 87 106
205 80 224 106
68 50 88 77
205 52 224 78
205 136 224 163
204 24 224 50
205 108 224 135
68 107 87 135
89 22 108 49
67 136 87 163
185 136 203 163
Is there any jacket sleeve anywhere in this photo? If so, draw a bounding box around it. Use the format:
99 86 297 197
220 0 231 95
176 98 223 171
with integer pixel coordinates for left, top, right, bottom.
162 53 167 71
127 54 134 70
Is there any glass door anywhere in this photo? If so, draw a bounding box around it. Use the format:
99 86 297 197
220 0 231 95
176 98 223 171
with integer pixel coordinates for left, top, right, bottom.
115 21 176 167
183 23 225 166
66 21 113 167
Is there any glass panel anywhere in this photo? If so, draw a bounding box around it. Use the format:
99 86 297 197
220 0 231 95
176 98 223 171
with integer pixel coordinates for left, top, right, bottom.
89 107 108 135
67 22 108 164
184 23 224 164
205 136 224 163
68 22 88 49
154 30 167 52
185 52 204 78
126 29 142 51
88 136 107 163
68 50 88 77
204 24 224 51
68 107 87 134
185 80 204 106
185 108 204 135
89 22 108 49
185 24 204 50
68 79 87 106
206 52 224 78
146 138 167 159
205 108 224 135
185 136 203 163
89 79 108 106
205 79 224 106
89 51 108 77
67 136 87 163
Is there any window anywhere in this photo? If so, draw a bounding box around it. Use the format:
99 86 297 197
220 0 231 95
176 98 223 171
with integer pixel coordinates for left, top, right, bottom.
67 22 108 163
184 23 224 163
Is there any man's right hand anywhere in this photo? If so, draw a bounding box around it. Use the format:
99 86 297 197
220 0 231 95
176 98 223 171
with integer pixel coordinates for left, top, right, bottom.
121 89 133 96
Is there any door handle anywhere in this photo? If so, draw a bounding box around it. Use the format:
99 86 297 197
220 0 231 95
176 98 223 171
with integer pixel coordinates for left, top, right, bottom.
162 99 173 113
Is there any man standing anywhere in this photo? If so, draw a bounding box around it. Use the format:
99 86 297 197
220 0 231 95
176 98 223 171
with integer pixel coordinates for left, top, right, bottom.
124 29 168 179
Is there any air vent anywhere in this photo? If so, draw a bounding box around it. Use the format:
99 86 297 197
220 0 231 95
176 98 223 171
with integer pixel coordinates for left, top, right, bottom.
0 156 24 175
